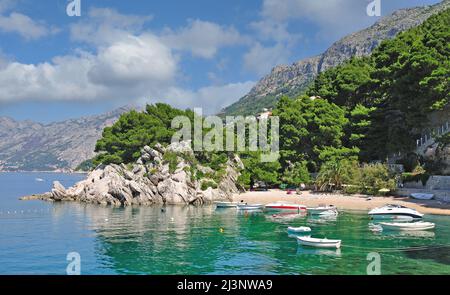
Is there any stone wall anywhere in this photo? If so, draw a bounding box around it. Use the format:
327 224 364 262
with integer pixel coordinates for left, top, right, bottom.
404 175 450 190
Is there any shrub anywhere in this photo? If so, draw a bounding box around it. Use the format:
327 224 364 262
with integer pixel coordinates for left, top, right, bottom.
315 159 359 191
359 163 396 195
201 180 218 191
316 160 396 195
401 172 431 186
281 161 311 187
163 151 179 173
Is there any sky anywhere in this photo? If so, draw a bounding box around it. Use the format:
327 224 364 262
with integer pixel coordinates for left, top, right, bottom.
0 0 442 123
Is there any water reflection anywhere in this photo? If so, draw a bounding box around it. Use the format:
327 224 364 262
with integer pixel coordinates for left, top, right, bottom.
44 203 450 274
297 247 342 257
266 212 306 223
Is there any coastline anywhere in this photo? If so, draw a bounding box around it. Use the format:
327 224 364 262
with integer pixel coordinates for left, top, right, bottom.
0 170 88 174
233 189 450 216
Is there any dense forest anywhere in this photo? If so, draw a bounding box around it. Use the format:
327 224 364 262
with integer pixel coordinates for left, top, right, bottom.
307 8 449 162
92 9 449 194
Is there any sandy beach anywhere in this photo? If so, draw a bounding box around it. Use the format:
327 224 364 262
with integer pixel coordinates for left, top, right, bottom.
233 189 450 216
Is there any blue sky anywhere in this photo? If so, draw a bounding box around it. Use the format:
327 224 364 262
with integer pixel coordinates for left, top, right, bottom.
0 0 442 123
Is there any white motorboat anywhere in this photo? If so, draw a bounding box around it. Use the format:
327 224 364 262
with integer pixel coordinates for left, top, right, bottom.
379 221 435 231
318 209 339 216
214 201 238 208
297 236 342 249
410 193 434 200
265 201 307 212
368 204 424 220
287 226 311 233
307 205 336 215
237 204 264 210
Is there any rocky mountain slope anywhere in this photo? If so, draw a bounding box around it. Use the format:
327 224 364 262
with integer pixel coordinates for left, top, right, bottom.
221 0 450 116
0 106 131 171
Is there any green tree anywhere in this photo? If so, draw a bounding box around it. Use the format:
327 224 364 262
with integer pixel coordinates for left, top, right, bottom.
94 103 194 165
273 95 349 172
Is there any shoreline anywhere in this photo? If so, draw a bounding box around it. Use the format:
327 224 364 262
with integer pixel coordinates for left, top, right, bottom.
233 189 450 216
0 171 88 174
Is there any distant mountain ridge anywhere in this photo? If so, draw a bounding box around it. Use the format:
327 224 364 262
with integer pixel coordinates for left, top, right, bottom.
0 106 132 171
221 0 450 116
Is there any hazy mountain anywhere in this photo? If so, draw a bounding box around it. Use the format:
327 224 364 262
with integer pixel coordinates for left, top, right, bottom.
220 0 450 116
0 106 132 171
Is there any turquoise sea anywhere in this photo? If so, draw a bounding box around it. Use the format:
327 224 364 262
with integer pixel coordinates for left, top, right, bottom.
1 172 450 275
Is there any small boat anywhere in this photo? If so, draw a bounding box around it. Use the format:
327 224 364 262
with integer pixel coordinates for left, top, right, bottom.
368 204 424 220
214 201 238 208
287 226 311 233
379 221 435 231
410 193 434 200
265 202 307 212
297 236 341 249
318 209 338 216
237 204 264 210
307 205 336 215
35 178 45 182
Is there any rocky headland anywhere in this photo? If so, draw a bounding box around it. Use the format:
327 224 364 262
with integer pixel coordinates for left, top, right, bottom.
21 141 244 206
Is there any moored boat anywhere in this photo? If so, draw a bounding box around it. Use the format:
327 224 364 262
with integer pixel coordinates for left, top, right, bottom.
237 204 264 210
368 204 424 220
410 193 434 200
214 201 238 208
307 205 336 215
297 236 342 249
318 209 338 216
265 201 307 212
379 221 435 231
287 226 311 233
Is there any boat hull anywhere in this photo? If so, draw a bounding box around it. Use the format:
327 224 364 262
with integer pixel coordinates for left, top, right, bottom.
370 215 416 221
410 193 434 200
307 207 336 215
215 202 238 208
237 204 264 210
287 226 311 233
379 222 435 231
265 205 306 212
297 237 341 249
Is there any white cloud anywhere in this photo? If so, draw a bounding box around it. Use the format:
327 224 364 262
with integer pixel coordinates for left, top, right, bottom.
70 7 152 45
156 81 256 114
250 20 301 44
161 19 248 59
0 7 253 114
261 0 374 39
243 43 290 76
88 34 176 87
0 12 58 40
0 33 177 103
0 7 257 114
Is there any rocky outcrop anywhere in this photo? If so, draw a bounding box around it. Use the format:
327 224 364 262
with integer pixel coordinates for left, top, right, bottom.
221 0 450 116
22 142 244 206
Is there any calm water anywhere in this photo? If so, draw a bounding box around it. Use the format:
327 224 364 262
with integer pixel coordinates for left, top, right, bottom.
1 172 450 275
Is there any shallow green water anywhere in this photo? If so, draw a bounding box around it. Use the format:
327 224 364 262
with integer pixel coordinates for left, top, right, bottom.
1 173 450 274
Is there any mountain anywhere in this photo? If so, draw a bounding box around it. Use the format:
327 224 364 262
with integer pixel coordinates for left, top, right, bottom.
220 0 450 117
0 106 132 171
